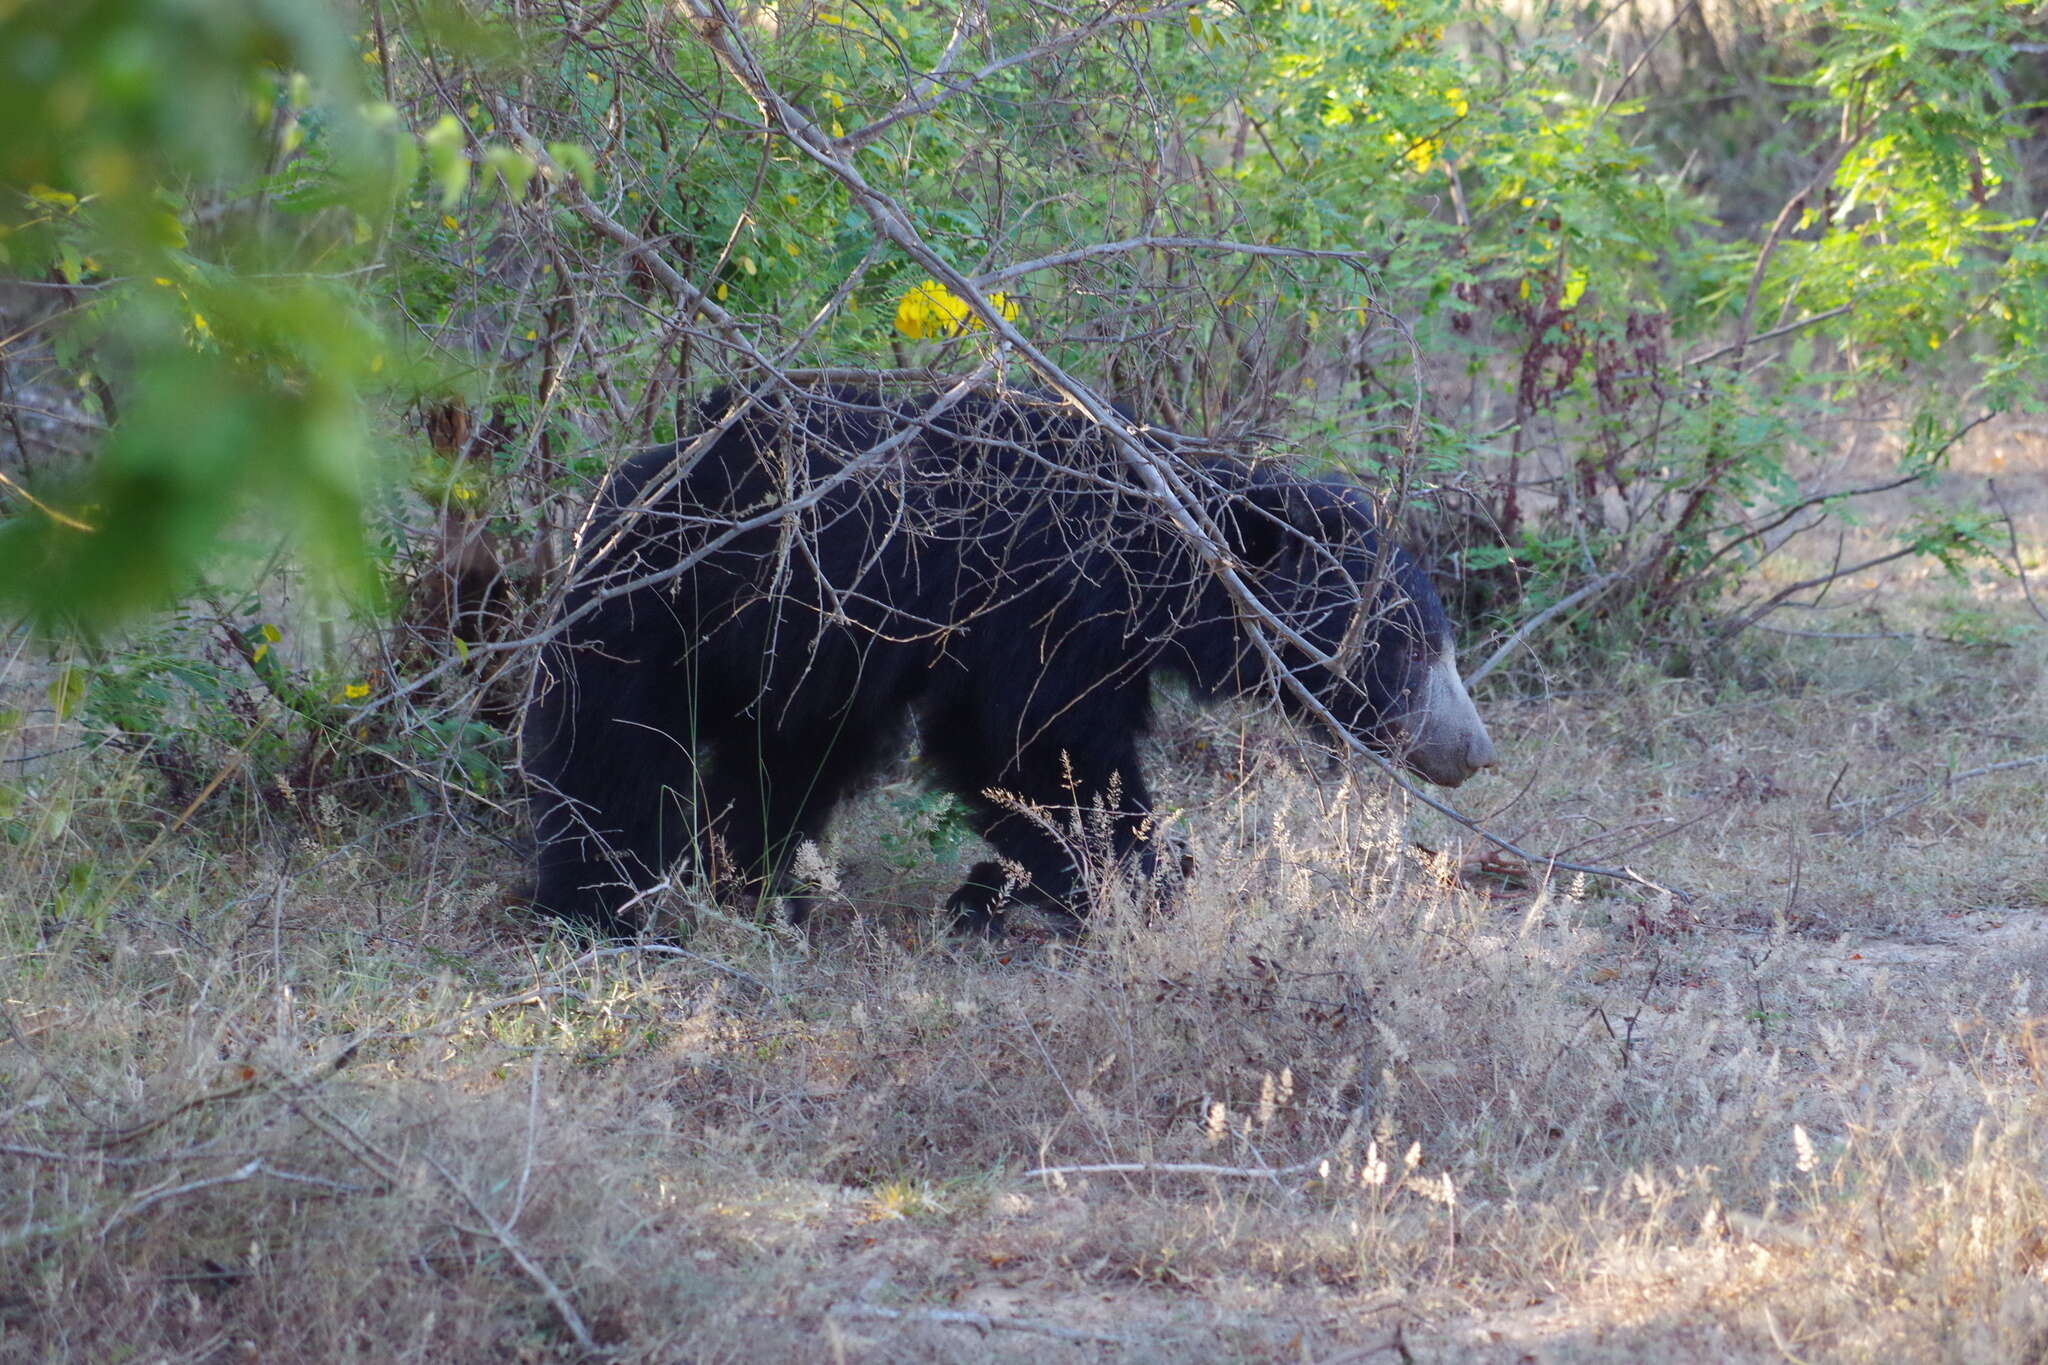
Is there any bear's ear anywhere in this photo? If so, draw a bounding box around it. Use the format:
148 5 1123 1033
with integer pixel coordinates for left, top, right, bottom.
1225 481 1321 566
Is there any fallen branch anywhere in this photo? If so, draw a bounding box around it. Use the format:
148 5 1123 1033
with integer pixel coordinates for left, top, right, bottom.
96 1159 361 1236
1318 1328 1415 1365
423 1149 597 1355
99 1162 263 1235
1849 753 2048 840
1464 567 1633 689
1024 1158 1325 1182
73 1046 356 1152
831 1301 1136 1347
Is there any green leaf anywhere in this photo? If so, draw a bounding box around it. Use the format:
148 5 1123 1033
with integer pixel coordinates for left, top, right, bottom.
422 114 471 208
546 141 595 188
47 668 86 722
482 145 536 202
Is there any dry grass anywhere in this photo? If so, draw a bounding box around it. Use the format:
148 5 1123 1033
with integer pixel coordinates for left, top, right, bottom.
2 442 2045 1362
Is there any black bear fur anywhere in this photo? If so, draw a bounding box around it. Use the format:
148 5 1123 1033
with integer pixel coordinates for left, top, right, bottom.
521 385 1485 936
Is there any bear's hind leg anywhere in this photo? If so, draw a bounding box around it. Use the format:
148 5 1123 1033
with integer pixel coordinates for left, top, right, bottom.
528 715 702 937
923 697 1159 937
703 711 906 927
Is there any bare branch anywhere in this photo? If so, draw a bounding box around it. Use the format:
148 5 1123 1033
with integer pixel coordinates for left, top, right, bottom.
1024 1158 1325 1181
1849 753 2048 840
1464 566 1635 690
1729 114 1876 369
422 1148 598 1354
831 1301 1136 1347
1593 0 1699 127
1713 543 1927 643
834 1 1205 151
970 235 1374 290
1684 304 1853 370
1989 477 2048 625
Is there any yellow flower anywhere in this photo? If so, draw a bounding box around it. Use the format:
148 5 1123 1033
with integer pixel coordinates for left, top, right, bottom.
893 279 1020 340
1387 132 1440 174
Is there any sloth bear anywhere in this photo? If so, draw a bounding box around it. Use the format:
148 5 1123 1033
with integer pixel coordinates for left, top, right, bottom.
522 385 1495 936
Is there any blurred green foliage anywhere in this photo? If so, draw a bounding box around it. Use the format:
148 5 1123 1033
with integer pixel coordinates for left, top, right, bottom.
0 0 387 623
0 0 546 628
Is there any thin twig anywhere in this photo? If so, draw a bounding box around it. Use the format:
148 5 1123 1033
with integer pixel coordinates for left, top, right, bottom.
96 1160 365 1235
1593 0 1698 128
1988 478 2048 625
1752 623 2008 647
832 0 1201 151
93 714 272 913
1016 1008 1118 1164
2 1141 242 1170
970 235 1372 289
1728 107 1875 369
421 1149 598 1354
1684 468 1924 587
1464 567 1633 689
1317 1331 1414 1365
1712 543 1927 643
510 1053 543 1226
78 1046 353 1151
1024 1158 1325 1181
1848 753 2048 840
1684 304 1852 370
544 942 768 993
361 985 589 1046
0 466 96 531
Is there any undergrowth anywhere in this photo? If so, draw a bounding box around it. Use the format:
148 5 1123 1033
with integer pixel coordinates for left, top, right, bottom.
3 598 2044 1360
